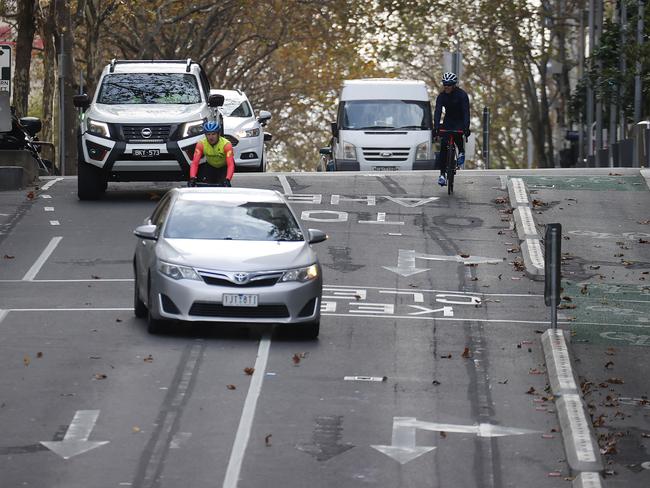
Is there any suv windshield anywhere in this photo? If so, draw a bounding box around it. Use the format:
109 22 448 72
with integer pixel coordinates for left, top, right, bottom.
220 97 253 117
97 73 201 104
340 100 432 130
164 200 304 241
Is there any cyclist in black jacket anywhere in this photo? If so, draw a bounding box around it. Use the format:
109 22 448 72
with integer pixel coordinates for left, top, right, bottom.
433 72 470 186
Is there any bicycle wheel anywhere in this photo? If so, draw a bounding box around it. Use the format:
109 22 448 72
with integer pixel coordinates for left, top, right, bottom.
446 142 455 195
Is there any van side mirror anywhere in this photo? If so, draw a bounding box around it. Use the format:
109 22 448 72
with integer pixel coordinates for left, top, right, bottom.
73 94 90 110
19 117 42 136
330 122 338 138
208 93 224 107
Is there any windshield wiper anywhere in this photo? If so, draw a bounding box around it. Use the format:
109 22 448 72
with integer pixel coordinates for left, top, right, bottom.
397 125 426 130
353 126 395 130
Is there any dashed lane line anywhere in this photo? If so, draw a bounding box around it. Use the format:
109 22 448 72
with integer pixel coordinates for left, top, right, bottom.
21 236 63 281
40 178 64 191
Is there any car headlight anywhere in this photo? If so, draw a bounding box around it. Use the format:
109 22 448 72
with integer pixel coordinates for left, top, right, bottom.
235 127 260 138
415 141 429 160
280 264 320 283
87 119 110 138
343 142 356 160
158 261 201 281
182 120 204 138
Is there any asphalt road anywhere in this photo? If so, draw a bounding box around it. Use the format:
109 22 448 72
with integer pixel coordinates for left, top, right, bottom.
0 169 647 488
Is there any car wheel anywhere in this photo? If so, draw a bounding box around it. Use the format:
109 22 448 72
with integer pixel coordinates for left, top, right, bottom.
256 154 266 173
147 283 165 334
299 320 320 339
133 263 146 318
77 161 106 200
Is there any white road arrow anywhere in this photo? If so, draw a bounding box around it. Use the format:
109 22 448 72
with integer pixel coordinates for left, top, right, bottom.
371 417 436 464
41 410 109 459
383 249 504 277
400 418 540 437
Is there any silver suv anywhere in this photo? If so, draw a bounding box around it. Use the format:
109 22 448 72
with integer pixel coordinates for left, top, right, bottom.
210 89 271 172
73 59 223 199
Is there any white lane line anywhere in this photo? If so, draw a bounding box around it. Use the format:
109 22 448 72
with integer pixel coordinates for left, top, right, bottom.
41 177 64 191
325 284 543 298
0 309 8 323
44 207 55 212
223 333 271 488
22 236 63 281
277 175 292 195
8 308 133 312
40 194 51 199
0 279 133 283
49 220 60 226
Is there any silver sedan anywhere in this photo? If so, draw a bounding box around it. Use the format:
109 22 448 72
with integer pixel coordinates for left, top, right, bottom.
133 187 327 337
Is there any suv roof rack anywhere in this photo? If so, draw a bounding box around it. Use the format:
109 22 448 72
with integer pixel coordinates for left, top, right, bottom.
109 58 196 73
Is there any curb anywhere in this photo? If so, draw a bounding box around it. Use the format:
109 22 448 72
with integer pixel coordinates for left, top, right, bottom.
573 472 605 488
542 330 604 474
507 177 544 280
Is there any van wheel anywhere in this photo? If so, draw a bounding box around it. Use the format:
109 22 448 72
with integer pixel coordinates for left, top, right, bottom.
78 161 106 200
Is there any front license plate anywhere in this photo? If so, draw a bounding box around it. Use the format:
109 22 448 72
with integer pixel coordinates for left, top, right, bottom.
372 166 398 171
133 149 160 157
223 293 258 307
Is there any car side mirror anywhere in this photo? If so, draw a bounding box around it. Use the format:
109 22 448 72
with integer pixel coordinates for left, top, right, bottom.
308 229 327 244
330 122 338 138
257 110 272 126
73 94 90 110
319 147 331 156
263 132 272 142
19 117 42 137
134 224 158 240
208 93 225 107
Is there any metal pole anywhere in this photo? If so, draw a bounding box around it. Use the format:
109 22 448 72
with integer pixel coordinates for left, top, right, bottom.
58 34 65 176
545 223 562 330
595 0 603 162
578 6 586 165
587 0 595 157
620 0 627 140
609 2 619 167
634 0 644 124
482 107 490 169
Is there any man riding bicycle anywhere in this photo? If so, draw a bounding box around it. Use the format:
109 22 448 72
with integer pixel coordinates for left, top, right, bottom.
433 72 470 187
188 120 235 187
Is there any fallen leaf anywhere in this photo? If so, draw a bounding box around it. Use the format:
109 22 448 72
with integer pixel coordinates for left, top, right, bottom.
91 275 101 279
3 254 15 259
460 253 470 258
244 367 255 375
526 387 536 394
558 303 577 309
494 197 507 204
36 352 43 358
639 239 649 244
498 379 508 384
226 384 236 390
143 354 153 363
593 414 606 427
638 220 650 225
23 355 30 367
440 431 447 438
608 172 622 176
432 380 441 385
354 294 362 301
641 433 650 438
292 353 302 365
461 347 471 358
589 265 601 270
440 353 452 359
94 373 107 380
607 377 624 384
132 426 141 433
532 199 547 207
26 191 35 199
604 361 614 369
498 274 503 280
116 318 123 323
580 285 589 295
265 434 272 446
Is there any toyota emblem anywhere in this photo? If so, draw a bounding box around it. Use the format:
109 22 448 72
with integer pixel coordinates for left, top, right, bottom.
380 151 392 157
141 127 152 138
233 272 249 283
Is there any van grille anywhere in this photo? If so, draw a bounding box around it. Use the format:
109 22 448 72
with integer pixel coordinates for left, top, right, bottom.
362 147 410 162
121 125 171 143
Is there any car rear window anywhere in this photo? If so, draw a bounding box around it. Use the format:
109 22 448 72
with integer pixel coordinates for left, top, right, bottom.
164 200 304 241
97 73 201 104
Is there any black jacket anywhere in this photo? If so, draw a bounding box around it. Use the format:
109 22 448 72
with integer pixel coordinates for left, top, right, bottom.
433 87 470 132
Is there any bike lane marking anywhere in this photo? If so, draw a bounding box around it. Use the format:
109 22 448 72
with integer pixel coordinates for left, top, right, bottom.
21 236 63 281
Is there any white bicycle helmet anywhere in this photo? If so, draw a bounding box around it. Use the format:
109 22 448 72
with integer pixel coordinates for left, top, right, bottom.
442 72 458 86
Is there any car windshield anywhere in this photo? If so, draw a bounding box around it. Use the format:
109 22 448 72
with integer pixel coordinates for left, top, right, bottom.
164 200 304 241
340 100 432 130
97 73 201 104
220 97 253 117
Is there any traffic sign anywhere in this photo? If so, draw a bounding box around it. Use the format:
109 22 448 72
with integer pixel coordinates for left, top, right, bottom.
0 44 11 94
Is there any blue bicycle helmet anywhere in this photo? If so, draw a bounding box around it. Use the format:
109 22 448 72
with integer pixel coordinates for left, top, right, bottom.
442 72 458 86
203 120 220 133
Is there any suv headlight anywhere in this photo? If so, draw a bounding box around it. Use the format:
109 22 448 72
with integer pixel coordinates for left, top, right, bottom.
415 142 429 160
280 264 319 283
182 120 204 138
343 142 357 160
87 119 110 138
158 261 201 281
236 127 260 138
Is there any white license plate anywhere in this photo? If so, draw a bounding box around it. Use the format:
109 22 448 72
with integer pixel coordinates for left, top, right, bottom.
372 166 398 171
222 293 258 307
133 149 160 157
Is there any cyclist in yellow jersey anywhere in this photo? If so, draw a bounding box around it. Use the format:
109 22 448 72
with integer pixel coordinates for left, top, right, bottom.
188 120 235 186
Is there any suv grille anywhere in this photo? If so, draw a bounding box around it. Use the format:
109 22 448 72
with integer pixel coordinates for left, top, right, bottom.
122 125 171 143
362 147 410 162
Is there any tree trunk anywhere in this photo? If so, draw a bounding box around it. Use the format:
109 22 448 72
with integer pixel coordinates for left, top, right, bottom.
37 1 57 146
13 0 36 117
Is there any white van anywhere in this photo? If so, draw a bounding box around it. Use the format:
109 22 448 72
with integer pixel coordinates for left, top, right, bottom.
325 79 435 171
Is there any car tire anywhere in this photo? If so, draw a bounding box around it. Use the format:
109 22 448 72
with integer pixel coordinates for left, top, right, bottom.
256 154 265 173
147 283 164 334
78 161 106 200
301 320 320 339
133 263 146 318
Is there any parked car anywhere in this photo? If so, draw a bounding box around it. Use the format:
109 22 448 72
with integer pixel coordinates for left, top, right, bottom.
327 78 436 171
133 187 327 337
73 59 223 200
210 89 271 172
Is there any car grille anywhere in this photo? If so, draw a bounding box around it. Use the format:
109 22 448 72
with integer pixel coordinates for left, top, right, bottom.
121 125 171 143
362 147 410 162
189 302 289 318
223 135 239 147
198 271 283 287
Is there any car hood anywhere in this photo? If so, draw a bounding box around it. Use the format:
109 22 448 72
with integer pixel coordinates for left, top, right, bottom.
222 116 257 133
157 238 316 271
90 103 206 124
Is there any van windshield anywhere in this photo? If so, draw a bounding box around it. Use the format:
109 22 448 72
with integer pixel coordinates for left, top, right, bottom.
340 100 432 130
97 73 201 104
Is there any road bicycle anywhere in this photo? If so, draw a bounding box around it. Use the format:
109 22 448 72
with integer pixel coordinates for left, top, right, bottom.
437 129 465 195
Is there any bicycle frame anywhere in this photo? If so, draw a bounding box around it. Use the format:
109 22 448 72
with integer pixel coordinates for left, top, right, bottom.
438 129 463 194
